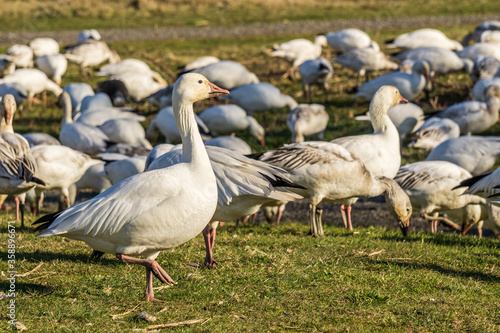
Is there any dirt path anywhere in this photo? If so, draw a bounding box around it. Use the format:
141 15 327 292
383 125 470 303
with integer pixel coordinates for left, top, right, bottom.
1 13 499 46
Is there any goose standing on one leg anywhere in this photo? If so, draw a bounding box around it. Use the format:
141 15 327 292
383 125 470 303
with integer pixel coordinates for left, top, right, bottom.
33 73 229 301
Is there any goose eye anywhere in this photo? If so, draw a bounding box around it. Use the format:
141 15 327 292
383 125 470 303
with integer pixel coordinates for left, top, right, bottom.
198 80 203 84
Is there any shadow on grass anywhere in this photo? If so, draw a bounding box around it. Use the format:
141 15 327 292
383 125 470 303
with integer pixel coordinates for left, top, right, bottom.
0 281 58 296
0 250 117 265
378 232 497 248
376 259 500 283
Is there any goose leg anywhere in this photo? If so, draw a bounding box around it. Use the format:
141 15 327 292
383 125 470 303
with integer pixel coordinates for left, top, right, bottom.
309 203 318 236
203 223 218 268
315 207 324 236
340 204 353 231
116 253 176 302
276 209 283 226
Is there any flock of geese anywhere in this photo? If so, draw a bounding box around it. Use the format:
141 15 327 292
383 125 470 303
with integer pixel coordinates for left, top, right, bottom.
1 21 500 300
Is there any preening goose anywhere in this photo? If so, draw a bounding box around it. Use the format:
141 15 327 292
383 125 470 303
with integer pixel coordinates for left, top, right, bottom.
408 117 460 152
287 104 329 143
198 104 265 146
332 85 406 231
395 161 486 233
0 95 44 227
426 136 500 176
298 57 333 103
386 28 463 51
146 144 302 267
193 60 259 90
252 141 412 237
33 73 229 302
323 28 376 53
354 60 430 101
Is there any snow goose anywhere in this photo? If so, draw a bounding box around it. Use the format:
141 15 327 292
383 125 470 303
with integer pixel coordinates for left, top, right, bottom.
470 56 500 81
74 161 112 194
77 29 102 44
33 73 228 301
252 141 412 236
58 92 111 156
98 118 152 149
7 44 34 68
96 79 130 107
0 95 44 227
221 82 298 125
298 57 333 103
331 85 406 230
271 36 326 72
392 47 470 75
432 84 500 135
0 83 27 109
478 30 500 45
456 43 500 62
31 144 102 211
146 105 209 144
78 92 113 113
22 133 61 147
75 105 146 127
29 38 59 57
179 56 220 74
35 54 68 85
426 136 500 176
97 58 162 79
386 29 463 51
146 144 302 267
0 56 15 77
104 156 147 185
333 44 398 83
0 69 63 104
64 41 120 73
204 135 252 155
355 102 424 142
260 200 289 225
354 60 430 101
145 84 174 108
471 78 500 101
107 70 167 101
62 82 94 113
287 104 329 143
323 28 375 53
408 117 460 152
198 104 265 146
462 21 500 46
193 60 259 90
395 161 486 233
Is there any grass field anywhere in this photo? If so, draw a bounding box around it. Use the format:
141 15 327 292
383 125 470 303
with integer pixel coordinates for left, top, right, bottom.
1 5 500 332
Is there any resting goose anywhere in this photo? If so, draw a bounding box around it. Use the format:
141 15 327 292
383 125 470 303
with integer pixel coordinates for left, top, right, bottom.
179 56 220 74
29 38 60 57
391 47 470 75
98 118 152 149
331 85 406 231
298 57 333 103
471 78 500 101
426 136 500 176
204 135 252 155
192 60 259 90
271 36 326 74
354 60 430 101
252 141 412 237
287 104 329 143
7 44 34 68
146 144 302 267
323 28 376 53
33 73 229 302
457 43 500 63
198 104 265 146
77 29 102 44
408 117 460 152
386 28 463 51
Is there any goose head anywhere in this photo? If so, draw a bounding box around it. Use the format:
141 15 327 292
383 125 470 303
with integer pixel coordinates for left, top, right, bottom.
370 85 408 116
484 84 500 100
1 94 16 130
173 73 229 105
382 178 412 236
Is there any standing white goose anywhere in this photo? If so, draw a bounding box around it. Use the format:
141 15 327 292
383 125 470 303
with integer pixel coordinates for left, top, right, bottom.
287 104 329 143
35 54 68 85
0 95 44 227
33 73 229 302
252 141 412 237
146 144 301 267
298 57 333 103
271 36 326 75
332 85 406 231
64 41 120 75
198 104 265 146
0 69 63 105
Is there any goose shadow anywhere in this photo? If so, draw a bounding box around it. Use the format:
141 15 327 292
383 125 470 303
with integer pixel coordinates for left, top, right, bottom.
0 249 117 265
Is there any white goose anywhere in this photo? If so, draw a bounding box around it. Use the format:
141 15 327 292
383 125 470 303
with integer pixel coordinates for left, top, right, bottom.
323 28 376 53
35 54 68 85
298 57 333 103
108 70 167 101
33 73 229 302
98 118 152 149
0 95 44 227
408 117 460 152
395 161 486 233
146 144 302 267
62 82 95 113
392 47 470 75
104 156 147 185
386 29 463 51
0 68 63 104
426 136 500 176
204 135 252 155
58 92 111 156
354 60 430 101
7 44 34 68
287 104 329 143
64 41 120 71
97 58 162 78
253 141 412 237
432 84 500 135
30 144 102 212
471 56 500 81
198 104 265 146
456 43 500 62
471 78 500 101
193 60 259 90
77 29 102 44
146 106 210 144
179 56 220 74
331 85 406 231
22 133 61 147
29 38 60 57
462 21 500 46
271 36 326 70
478 30 500 45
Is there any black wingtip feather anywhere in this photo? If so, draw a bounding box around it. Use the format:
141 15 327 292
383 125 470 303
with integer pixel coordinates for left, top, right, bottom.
259 172 307 190
32 210 64 233
245 152 264 160
452 171 493 191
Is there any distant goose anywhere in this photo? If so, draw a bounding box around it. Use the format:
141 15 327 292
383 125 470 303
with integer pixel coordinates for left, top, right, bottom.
96 79 130 107
204 135 252 155
323 28 376 53
33 73 229 302
35 54 68 85
62 82 95 113
98 118 152 149
471 78 500 101
7 44 34 68
0 69 63 105
271 36 326 73
104 156 147 185
386 28 463 51
462 20 500 46
0 56 15 77
193 60 259 90
198 104 265 146
354 60 430 101
29 38 60 56
77 29 102 44
456 43 500 62
107 71 167 101
392 47 470 75
179 56 220 74
64 41 120 73
298 57 333 103
287 104 329 143
145 84 174 108
426 136 500 176
470 56 500 81
408 117 460 152
97 58 161 78
478 30 500 45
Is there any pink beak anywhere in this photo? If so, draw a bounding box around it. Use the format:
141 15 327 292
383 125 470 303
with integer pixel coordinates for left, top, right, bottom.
259 138 265 146
400 96 409 103
208 82 229 98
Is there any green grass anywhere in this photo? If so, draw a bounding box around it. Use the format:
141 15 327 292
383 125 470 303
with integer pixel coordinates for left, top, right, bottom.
1 214 499 332
0 0 499 31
